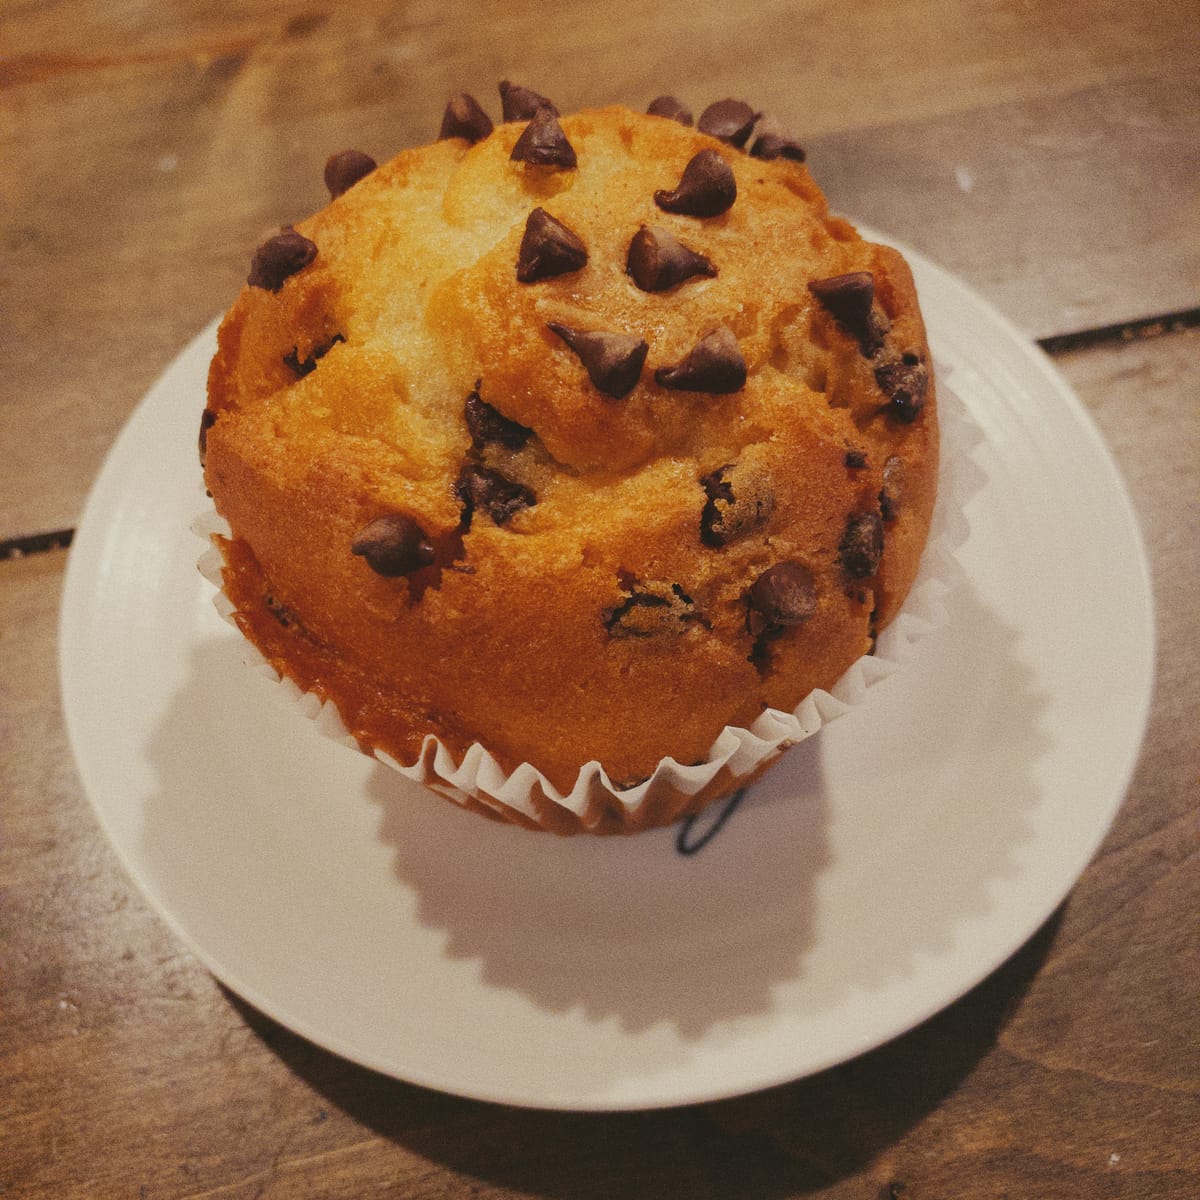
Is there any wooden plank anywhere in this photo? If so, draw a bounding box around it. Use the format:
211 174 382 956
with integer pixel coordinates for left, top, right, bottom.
3 2 1200 541
810 72 1200 342
4 0 1199 124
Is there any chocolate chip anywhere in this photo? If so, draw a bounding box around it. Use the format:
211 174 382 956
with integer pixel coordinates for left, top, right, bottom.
323 150 376 199
748 563 817 626
839 511 884 578
499 81 559 122
700 462 774 546
283 333 345 378
875 353 929 422
698 99 758 147
749 130 806 162
809 271 872 336
510 107 577 168
547 322 648 399
351 513 436 577
844 449 868 469
247 227 317 292
647 95 693 125
655 326 746 394
264 593 297 628
282 349 310 377
626 225 717 292
655 150 737 217
517 207 588 282
604 582 699 638
439 91 494 143
455 463 535 528
464 386 531 451
808 271 890 355
879 455 904 521
198 407 217 465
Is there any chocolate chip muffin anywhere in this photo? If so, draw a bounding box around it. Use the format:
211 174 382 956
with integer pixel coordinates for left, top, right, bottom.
201 88 938 832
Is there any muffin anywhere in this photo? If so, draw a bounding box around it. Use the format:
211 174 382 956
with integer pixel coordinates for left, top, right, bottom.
200 87 938 833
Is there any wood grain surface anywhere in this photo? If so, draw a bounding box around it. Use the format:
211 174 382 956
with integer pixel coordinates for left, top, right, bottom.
2 2 1198 1196
3 0 1198 539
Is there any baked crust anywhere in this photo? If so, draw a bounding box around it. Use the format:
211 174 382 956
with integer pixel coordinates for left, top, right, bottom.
203 103 938 796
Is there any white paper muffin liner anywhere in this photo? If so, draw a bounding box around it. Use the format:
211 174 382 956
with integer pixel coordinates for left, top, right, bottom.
196 369 982 832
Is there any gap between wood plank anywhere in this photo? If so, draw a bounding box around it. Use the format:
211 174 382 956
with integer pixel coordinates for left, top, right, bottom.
1036 306 1200 355
0 528 74 562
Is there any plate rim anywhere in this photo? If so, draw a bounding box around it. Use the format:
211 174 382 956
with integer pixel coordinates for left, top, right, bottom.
58 243 1156 1111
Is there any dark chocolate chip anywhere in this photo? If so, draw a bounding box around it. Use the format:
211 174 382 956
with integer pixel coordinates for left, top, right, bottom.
323 149 376 199
604 582 699 638
282 349 310 377
875 353 929 421
808 271 890 355
748 562 817 626
654 150 737 217
439 91 494 143
839 511 884 578
464 387 531 451
517 207 588 282
547 322 648 399
283 332 345 378
647 95 693 125
749 114 805 162
655 326 746 394
844 448 868 469
749 131 806 162
879 455 905 521
264 593 297 628
499 81 559 122
247 227 317 292
809 271 872 334
351 513 436 577
626 225 716 292
198 407 217 465
510 107 577 168
698 99 758 148
700 462 774 546
455 463 535 528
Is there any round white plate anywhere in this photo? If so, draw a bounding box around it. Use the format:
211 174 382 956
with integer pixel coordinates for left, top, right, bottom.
60 249 1154 1111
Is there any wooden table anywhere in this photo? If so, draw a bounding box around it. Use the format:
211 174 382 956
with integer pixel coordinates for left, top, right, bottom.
3 3 1197 1196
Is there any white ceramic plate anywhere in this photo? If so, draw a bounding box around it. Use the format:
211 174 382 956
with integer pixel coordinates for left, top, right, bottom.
60 248 1154 1111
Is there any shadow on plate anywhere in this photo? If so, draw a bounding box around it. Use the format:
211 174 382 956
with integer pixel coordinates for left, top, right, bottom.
359 575 1049 1038
139 565 1049 1091
360 729 830 1038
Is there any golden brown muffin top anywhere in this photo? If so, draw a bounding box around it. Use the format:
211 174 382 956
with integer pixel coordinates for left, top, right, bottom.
203 92 937 796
